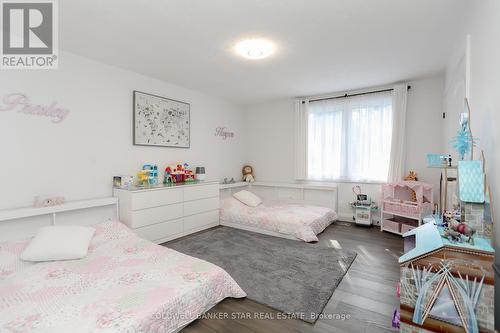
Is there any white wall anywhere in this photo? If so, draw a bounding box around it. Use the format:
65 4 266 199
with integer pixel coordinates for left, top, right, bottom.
0 52 247 210
444 0 500 261
405 76 444 196
245 76 445 221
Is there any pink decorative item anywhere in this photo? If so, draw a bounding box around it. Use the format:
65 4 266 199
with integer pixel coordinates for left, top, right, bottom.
33 196 65 208
0 93 70 123
214 127 235 140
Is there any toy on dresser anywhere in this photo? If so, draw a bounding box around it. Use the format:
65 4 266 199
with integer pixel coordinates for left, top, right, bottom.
163 163 195 184
113 175 134 188
144 164 159 185
137 164 158 186
163 166 174 184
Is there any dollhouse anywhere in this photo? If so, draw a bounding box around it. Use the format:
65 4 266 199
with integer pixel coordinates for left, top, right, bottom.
399 222 494 333
381 181 434 235
399 158 495 333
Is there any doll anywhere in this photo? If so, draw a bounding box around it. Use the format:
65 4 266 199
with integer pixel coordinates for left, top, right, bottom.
242 165 255 182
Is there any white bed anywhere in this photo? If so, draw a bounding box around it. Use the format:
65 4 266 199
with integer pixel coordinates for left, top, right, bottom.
0 199 245 333
220 197 337 242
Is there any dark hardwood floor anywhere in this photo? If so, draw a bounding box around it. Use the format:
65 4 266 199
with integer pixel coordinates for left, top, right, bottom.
167 222 403 333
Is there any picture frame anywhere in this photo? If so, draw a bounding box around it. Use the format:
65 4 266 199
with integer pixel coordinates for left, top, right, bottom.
133 90 190 148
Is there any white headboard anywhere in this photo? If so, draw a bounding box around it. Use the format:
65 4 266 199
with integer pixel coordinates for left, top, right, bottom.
0 197 118 242
219 181 338 212
219 182 249 199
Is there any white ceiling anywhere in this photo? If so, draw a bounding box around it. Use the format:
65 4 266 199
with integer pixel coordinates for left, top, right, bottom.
61 0 467 106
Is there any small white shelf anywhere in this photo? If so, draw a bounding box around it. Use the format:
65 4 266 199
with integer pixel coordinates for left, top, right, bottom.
0 197 118 222
219 182 249 189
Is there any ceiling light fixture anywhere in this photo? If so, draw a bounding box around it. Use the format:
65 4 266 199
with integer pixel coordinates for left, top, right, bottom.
234 38 275 60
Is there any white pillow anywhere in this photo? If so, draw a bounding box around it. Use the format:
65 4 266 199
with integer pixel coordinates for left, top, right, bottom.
233 190 262 207
21 226 95 262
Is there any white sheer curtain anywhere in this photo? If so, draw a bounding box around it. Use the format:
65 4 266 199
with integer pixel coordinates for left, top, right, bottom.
307 99 344 180
293 99 308 180
307 91 393 182
387 84 408 182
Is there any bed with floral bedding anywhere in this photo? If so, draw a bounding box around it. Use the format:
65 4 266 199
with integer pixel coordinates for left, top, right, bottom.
0 220 246 333
220 197 337 242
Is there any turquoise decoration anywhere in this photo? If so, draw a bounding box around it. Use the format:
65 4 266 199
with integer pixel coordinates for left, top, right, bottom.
450 129 477 160
458 161 485 203
426 153 445 167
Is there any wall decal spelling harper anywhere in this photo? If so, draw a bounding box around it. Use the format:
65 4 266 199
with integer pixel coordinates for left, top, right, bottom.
0 93 70 123
214 127 235 140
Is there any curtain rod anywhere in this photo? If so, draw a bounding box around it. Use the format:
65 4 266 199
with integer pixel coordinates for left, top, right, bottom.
303 85 411 104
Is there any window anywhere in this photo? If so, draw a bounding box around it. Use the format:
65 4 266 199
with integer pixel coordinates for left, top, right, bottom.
307 92 393 182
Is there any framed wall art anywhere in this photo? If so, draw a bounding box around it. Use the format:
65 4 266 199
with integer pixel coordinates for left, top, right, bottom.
133 90 190 148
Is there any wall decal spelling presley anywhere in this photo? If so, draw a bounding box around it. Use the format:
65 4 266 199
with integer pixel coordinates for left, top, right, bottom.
0 93 70 123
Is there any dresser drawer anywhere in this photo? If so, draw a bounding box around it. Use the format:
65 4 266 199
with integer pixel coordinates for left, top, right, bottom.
130 203 183 228
184 210 219 231
184 197 219 216
134 218 183 242
184 183 219 201
131 188 183 210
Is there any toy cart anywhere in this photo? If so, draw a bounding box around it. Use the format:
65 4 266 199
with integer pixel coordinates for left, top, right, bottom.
350 202 378 226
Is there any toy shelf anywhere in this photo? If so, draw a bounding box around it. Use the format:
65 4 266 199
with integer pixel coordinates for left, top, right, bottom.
381 214 420 235
380 181 434 236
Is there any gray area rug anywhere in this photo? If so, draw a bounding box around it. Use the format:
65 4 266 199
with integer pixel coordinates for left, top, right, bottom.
166 227 357 323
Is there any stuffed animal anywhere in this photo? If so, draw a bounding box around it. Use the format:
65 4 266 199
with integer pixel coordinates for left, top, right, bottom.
444 219 476 245
404 171 418 181
443 211 454 227
242 165 255 182
402 171 419 202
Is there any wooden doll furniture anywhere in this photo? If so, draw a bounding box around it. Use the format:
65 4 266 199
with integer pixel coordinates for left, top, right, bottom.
381 181 434 235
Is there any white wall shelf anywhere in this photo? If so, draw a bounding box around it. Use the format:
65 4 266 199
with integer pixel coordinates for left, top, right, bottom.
0 197 118 222
219 182 248 189
220 181 338 212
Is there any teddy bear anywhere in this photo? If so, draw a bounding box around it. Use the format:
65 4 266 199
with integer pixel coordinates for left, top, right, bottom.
242 165 255 182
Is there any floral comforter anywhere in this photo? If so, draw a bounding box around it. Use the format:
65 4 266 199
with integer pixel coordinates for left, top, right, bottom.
0 221 246 333
220 198 337 242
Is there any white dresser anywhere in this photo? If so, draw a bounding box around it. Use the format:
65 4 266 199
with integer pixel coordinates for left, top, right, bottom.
113 181 219 244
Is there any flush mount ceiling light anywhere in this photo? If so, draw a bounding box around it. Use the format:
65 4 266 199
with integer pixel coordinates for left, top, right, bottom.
234 38 275 60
